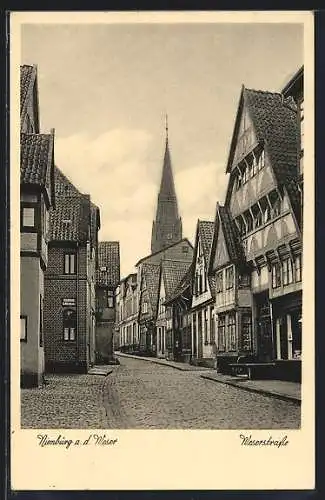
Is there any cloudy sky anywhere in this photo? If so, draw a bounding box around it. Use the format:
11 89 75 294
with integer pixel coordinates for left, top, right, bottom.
21 20 303 277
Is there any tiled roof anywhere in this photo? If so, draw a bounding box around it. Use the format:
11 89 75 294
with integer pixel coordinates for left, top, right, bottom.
197 220 216 298
218 204 246 264
21 132 53 187
20 65 35 115
244 88 301 225
164 262 193 304
96 242 120 288
49 166 91 243
54 166 81 197
136 238 193 267
198 221 214 266
49 195 88 242
141 263 161 317
161 259 192 298
226 86 301 226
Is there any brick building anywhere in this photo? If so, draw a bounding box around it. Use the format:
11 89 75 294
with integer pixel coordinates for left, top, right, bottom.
210 68 303 381
190 220 216 367
95 241 120 363
20 64 56 387
44 167 100 373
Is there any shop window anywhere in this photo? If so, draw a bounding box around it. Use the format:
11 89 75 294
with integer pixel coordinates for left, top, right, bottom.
63 309 76 341
227 313 236 351
217 315 226 351
225 266 234 290
216 271 223 293
295 255 302 282
20 315 27 342
21 206 35 228
272 263 281 288
64 253 76 274
282 258 293 286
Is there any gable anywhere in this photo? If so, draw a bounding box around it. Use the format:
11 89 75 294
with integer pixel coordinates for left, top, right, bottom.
213 222 230 269
233 103 257 167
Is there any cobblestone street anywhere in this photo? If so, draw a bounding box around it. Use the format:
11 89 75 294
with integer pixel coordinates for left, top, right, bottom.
21 356 300 429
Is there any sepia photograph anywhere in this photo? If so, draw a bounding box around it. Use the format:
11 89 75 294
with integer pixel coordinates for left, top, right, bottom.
11 10 314 491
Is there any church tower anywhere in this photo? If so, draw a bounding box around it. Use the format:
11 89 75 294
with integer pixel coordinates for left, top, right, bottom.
151 117 182 254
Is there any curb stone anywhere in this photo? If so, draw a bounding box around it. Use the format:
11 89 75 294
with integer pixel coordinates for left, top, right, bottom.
200 374 301 405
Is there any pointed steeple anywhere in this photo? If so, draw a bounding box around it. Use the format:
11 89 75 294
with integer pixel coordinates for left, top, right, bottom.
151 117 182 254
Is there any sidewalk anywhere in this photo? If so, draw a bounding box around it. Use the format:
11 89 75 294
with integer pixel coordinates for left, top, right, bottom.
88 365 113 376
200 372 301 404
116 352 301 404
116 351 210 371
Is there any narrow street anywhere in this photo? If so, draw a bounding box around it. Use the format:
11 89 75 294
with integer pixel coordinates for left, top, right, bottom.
103 356 300 429
21 356 300 429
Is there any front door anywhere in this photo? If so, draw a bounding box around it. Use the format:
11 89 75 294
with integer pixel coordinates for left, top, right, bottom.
256 293 273 362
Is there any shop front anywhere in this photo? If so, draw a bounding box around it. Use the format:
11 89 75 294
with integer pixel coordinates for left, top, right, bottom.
271 291 302 382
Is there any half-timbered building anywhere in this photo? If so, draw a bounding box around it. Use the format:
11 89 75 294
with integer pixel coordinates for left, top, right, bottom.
190 220 216 367
211 70 303 381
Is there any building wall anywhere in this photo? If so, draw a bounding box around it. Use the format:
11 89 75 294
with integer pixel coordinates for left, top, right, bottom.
44 245 89 371
20 256 44 387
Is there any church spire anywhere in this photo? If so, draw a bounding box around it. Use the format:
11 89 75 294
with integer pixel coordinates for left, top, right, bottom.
151 117 182 254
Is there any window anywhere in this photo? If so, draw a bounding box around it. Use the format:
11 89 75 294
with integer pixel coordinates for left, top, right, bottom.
217 315 226 351
251 153 257 177
107 290 114 308
257 149 265 171
167 233 173 240
216 271 223 293
236 174 242 191
272 263 281 288
204 309 208 344
182 246 189 253
263 205 271 224
63 309 76 341
227 313 236 351
225 266 234 290
100 266 107 272
236 216 246 236
282 258 293 286
295 255 302 282
20 316 27 342
242 165 249 184
64 253 76 274
252 205 263 229
210 308 215 343
271 195 281 219
22 207 35 227
245 211 254 233
242 314 252 351
142 301 148 314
